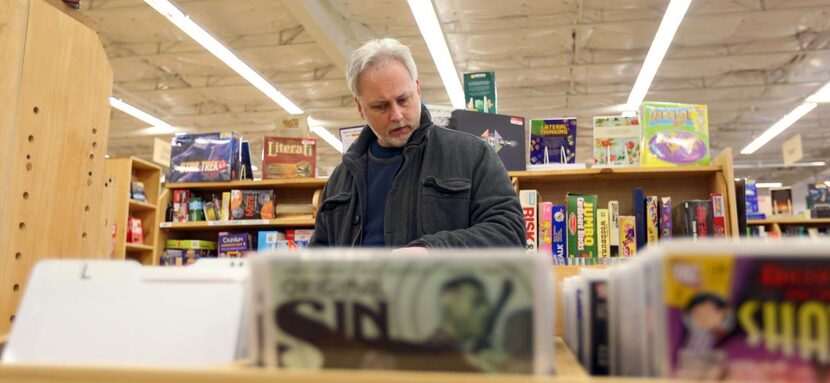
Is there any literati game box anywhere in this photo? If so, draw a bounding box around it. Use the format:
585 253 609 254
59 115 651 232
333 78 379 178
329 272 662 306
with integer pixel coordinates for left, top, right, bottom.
168 132 241 183
262 136 317 179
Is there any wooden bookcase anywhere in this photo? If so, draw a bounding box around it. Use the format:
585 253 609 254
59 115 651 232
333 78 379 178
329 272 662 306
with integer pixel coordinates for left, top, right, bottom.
509 148 739 236
104 157 162 265
0 0 113 335
155 178 326 262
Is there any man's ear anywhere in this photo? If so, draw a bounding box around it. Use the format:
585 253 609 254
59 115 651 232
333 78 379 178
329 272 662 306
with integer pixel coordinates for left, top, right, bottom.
416 79 421 97
355 96 365 119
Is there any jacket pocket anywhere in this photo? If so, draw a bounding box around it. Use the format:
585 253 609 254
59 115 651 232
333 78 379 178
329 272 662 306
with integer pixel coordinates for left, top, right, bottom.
319 192 355 244
420 177 471 234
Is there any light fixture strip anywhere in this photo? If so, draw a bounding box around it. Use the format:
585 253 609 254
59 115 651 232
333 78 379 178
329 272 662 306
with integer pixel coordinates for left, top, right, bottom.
144 0 303 115
740 102 817 154
310 126 344 153
406 0 465 110
625 0 692 110
756 182 783 188
109 96 172 129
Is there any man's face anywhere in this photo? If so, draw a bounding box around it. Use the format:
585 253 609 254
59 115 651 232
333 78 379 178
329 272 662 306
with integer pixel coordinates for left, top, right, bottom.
354 60 422 148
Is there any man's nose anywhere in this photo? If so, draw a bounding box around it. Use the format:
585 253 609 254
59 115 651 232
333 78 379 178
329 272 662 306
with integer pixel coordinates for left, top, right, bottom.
389 103 404 122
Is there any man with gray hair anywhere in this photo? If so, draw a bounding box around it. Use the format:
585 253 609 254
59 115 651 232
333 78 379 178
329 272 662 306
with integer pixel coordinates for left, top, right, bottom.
311 38 525 249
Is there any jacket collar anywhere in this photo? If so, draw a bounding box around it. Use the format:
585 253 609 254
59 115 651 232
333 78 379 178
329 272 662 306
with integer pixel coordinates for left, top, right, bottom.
343 103 433 164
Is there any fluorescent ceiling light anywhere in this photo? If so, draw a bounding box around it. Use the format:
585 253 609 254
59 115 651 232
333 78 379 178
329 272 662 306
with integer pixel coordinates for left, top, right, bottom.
825 181 830 187
407 0 465 109
740 102 817 154
625 0 692 111
733 161 827 169
144 0 303 114
806 81 830 103
109 96 178 133
621 110 637 117
756 182 783 188
310 125 344 153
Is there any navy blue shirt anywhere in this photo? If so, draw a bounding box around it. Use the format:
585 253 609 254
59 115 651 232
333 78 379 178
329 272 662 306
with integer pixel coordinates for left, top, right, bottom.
363 140 403 246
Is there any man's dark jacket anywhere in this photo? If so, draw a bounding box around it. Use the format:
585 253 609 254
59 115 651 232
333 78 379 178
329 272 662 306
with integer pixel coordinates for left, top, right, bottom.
310 106 526 248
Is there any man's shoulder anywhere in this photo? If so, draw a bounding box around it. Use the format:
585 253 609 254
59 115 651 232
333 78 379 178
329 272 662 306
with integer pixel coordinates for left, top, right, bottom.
430 125 488 149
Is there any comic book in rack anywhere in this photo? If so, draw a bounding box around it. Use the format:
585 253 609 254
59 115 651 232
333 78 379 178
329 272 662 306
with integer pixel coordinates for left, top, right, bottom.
251 249 554 375
655 241 830 382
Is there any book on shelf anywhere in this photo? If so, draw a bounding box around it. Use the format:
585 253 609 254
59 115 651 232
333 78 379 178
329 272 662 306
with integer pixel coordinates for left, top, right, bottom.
592 116 640 167
735 179 748 237
770 187 794 215
519 190 539 252
645 196 659 245
659 197 673 239
463 71 497 113
551 205 567 264
672 200 713 238
597 209 611 258
632 188 646 250
710 193 726 238
567 194 598 260
250 249 554 375
529 118 577 165
451 109 526 171
640 102 710 167
619 216 637 257
539 202 553 256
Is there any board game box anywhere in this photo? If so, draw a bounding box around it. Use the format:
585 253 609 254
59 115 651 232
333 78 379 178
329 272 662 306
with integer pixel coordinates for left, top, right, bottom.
168 132 241 183
529 118 577 165
262 136 316 179
592 116 640 167
230 190 276 220
640 102 710 167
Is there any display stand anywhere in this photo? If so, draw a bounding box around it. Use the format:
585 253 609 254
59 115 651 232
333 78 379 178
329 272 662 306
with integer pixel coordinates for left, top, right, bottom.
0 0 113 335
105 157 163 265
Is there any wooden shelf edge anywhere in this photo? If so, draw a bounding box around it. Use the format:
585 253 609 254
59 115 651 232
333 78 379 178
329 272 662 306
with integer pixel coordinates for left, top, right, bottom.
509 165 722 180
166 178 328 190
125 243 154 252
129 199 157 211
160 217 316 230
748 218 830 225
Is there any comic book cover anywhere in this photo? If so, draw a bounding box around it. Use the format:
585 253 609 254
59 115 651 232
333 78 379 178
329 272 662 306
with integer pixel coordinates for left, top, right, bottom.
640 102 710 167
529 118 577 165
592 116 641 167
262 137 317 179
168 132 241 182
253 249 553 375
662 251 830 381
567 194 598 259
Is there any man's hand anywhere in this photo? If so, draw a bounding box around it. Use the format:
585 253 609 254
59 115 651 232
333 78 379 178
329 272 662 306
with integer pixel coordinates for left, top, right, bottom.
390 247 429 255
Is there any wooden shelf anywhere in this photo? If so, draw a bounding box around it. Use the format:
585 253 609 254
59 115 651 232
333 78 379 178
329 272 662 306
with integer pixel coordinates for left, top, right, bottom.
509 164 722 182
0 338 599 383
129 200 157 212
166 178 328 191
748 217 830 225
160 216 316 231
125 243 155 252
